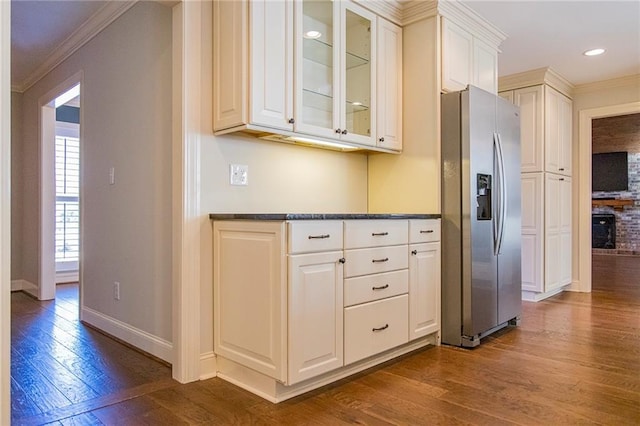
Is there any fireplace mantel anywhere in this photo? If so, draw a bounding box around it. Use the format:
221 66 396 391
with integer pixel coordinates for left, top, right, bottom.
591 199 634 211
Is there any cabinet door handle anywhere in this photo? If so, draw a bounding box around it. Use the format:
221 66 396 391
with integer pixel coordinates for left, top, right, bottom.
288 118 295 124
308 234 330 239
338 258 346 264
372 257 389 263
341 129 348 135
371 232 389 236
420 229 434 234
372 284 389 291
559 168 565 171
335 128 341 134
411 250 418 255
559 178 565 181
379 137 385 143
372 324 389 332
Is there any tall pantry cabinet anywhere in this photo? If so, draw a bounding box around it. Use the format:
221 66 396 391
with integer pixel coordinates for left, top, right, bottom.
499 68 574 301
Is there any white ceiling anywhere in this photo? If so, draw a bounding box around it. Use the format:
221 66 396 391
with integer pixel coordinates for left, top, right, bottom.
462 0 640 86
10 0 640 91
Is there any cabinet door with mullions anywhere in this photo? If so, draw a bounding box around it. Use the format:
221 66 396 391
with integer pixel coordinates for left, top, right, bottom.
295 0 340 139
294 0 376 146
341 2 376 146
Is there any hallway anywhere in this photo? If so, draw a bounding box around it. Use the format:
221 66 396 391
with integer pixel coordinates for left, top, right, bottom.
10 284 173 425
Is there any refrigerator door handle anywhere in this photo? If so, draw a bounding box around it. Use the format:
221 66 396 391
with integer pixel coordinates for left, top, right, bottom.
492 133 500 255
496 132 507 255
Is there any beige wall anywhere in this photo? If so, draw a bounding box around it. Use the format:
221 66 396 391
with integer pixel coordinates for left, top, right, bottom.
571 75 640 287
18 2 174 343
368 17 440 214
10 92 22 281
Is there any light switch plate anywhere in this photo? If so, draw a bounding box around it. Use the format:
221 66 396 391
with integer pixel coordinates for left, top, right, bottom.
230 164 249 186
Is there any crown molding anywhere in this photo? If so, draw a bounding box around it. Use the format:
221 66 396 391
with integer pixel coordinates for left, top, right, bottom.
353 0 405 25
573 74 640 96
14 1 138 93
499 67 575 98
400 0 438 26
437 0 506 48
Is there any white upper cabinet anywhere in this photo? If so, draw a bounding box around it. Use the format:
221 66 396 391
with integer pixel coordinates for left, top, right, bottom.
376 17 403 151
500 83 572 175
213 0 293 132
214 0 401 152
544 86 572 176
514 86 544 173
441 18 498 94
296 0 376 146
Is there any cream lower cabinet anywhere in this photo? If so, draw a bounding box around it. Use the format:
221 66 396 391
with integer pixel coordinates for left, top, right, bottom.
213 217 440 402
408 219 441 340
545 174 572 293
288 250 344 384
343 220 409 364
520 173 572 300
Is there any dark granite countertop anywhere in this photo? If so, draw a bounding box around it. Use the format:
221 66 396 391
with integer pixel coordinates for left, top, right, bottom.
209 213 441 220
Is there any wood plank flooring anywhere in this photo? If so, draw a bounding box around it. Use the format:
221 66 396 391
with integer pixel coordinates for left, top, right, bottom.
12 255 640 425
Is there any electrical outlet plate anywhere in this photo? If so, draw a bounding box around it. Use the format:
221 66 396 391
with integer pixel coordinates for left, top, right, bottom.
230 164 249 186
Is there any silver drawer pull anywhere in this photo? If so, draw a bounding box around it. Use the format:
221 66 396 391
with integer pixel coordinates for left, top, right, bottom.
372 258 389 263
372 324 389 332
371 232 389 236
372 284 389 291
420 230 434 234
308 234 330 239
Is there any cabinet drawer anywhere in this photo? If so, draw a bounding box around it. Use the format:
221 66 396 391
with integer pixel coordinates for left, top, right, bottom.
344 245 408 278
344 269 408 307
344 294 409 365
409 219 441 243
288 221 343 254
344 220 408 249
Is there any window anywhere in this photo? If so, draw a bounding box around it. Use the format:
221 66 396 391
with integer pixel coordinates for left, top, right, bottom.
55 125 80 262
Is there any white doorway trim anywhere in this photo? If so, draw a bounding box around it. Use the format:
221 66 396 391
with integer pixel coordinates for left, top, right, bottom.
1 0 11 421
37 72 83 301
171 1 202 383
577 101 640 293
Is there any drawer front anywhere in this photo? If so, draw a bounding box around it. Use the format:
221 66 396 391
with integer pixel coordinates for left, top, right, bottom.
288 221 343 254
409 219 441 244
344 245 408 278
344 294 409 365
344 220 408 249
344 269 408 307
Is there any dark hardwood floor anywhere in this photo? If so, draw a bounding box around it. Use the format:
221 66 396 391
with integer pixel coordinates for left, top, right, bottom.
12 255 640 425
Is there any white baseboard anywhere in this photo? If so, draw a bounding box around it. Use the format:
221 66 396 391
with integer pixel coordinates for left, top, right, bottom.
522 285 567 302
11 279 37 295
199 351 217 380
56 270 79 284
81 306 173 363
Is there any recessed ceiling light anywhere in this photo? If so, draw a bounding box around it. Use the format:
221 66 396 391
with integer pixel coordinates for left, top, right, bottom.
304 30 322 39
584 48 605 56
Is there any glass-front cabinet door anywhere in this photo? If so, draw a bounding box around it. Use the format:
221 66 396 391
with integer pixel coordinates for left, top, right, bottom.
340 2 375 146
295 0 340 139
295 0 376 146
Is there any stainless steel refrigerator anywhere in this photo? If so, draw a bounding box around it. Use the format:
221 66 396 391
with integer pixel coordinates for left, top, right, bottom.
441 85 522 347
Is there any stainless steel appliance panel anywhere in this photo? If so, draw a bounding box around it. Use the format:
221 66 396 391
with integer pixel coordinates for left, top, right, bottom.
441 85 521 347
496 97 522 324
463 87 498 337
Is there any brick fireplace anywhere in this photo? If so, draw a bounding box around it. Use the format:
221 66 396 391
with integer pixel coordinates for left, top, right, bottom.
591 113 640 255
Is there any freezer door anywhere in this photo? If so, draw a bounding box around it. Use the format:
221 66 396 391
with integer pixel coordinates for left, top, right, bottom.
463 86 498 337
496 97 522 324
